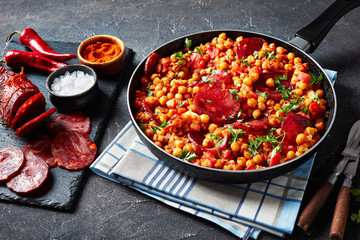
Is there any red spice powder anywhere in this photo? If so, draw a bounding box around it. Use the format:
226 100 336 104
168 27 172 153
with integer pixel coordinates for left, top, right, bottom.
82 42 121 63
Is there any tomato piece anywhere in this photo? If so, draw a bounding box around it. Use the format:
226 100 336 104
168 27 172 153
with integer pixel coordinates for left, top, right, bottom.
269 151 281 167
189 53 206 71
205 45 220 58
297 72 311 84
221 149 232 160
309 101 322 119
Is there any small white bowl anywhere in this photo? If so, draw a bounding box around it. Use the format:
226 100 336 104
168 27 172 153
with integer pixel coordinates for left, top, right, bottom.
46 64 99 111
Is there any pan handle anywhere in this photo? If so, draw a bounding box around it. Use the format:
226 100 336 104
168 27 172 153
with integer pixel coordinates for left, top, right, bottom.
289 0 360 53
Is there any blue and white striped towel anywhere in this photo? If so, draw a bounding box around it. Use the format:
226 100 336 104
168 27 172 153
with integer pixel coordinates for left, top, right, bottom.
90 69 337 239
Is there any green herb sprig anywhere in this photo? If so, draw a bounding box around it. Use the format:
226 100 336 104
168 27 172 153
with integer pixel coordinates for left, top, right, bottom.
351 188 360 223
178 151 198 162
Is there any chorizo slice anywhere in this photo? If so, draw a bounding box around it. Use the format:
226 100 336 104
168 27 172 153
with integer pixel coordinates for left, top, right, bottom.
144 53 161 77
0 146 25 182
51 131 97 171
235 37 267 59
48 112 91 135
22 135 56 168
10 92 46 130
3 89 39 125
1 69 39 118
194 72 240 123
0 67 16 97
15 107 56 137
281 113 315 146
6 153 49 194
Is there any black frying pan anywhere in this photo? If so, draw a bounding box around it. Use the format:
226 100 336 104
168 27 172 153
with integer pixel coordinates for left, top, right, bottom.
127 0 360 183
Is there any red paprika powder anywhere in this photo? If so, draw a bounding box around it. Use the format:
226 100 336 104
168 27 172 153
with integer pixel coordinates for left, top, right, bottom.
82 42 121 63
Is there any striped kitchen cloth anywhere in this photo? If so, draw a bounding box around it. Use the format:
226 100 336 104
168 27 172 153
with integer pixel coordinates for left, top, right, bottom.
90 70 337 239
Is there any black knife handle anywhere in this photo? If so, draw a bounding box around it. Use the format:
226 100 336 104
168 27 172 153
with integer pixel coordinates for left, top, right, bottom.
295 0 360 53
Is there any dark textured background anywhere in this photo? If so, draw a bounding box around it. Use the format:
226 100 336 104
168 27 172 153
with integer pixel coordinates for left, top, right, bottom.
1 0 360 239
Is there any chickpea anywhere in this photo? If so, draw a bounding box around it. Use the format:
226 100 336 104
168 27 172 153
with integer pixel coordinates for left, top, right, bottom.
246 159 255 168
294 57 302 64
253 154 263 165
200 114 210 124
178 86 187 94
265 78 275 87
244 150 251 160
258 102 266 111
286 151 296 160
237 157 247 167
294 88 303 96
287 52 295 61
296 133 306 145
250 71 259 81
155 90 165 98
173 147 183 157
247 98 257 108
305 127 317 136
208 123 218 133
252 109 261 119
166 99 176 109
218 61 228 70
243 76 253 86
316 89 325 98
230 142 241 152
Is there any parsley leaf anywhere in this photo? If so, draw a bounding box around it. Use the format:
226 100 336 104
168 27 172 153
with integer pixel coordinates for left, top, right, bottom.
184 38 192 50
350 188 360 223
274 75 292 100
228 89 239 101
178 151 198 162
257 92 269 99
351 210 360 223
253 51 259 59
195 47 203 55
264 51 277 59
147 120 172 133
240 57 250 66
200 76 215 83
177 61 185 66
248 138 262 156
227 126 245 143
174 51 184 60
177 101 185 108
309 72 323 85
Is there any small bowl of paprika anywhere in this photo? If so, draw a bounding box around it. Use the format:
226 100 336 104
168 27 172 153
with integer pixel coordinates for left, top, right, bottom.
77 35 125 77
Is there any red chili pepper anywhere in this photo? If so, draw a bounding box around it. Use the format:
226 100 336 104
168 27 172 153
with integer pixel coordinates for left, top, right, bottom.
5 28 76 62
1 50 66 73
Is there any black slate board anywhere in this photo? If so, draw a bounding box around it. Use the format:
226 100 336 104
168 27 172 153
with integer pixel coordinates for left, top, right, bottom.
0 39 134 210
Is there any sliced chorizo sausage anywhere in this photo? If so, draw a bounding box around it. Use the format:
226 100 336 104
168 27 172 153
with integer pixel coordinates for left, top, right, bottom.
0 146 25 182
22 135 56 168
15 107 56 137
281 113 315 146
51 131 97 171
194 71 240 123
3 89 38 124
48 112 91 135
10 92 46 130
235 37 267 59
6 153 49 194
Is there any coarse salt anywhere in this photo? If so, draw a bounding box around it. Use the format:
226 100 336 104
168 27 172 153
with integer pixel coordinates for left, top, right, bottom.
51 71 95 96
